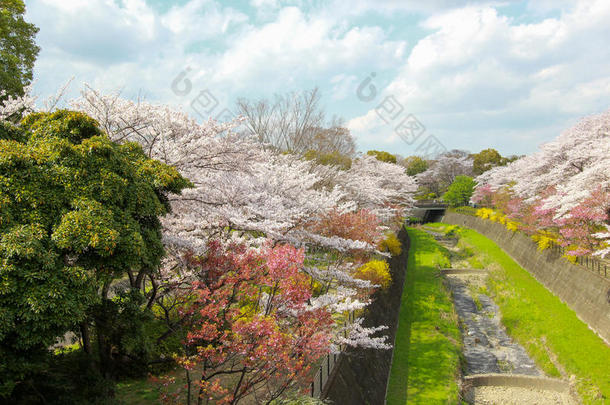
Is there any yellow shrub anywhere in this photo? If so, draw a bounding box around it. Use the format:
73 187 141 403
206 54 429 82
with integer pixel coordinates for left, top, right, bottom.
354 260 391 289
476 208 514 228
490 212 507 224
444 225 459 237
378 232 402 256
505 220 519 232
476 208 494 219
565 254 578 263
560 245 583 263
311 279 325 296
531 233 555 252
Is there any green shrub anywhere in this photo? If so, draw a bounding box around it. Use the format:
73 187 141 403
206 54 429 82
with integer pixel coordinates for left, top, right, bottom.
451 206 477 216
304 150 352 169
367 150 397 163
404 156 429 176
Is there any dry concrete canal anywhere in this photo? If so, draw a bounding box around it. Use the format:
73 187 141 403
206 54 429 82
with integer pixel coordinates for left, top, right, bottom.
427 230 576 404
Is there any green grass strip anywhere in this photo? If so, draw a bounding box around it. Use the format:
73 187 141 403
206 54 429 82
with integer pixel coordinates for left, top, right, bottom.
453 225 610 404
386 227 462 405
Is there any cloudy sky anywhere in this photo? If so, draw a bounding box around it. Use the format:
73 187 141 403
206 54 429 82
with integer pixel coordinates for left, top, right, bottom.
25 0 610 156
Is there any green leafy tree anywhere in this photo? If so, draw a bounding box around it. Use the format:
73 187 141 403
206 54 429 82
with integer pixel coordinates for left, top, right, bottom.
304 149 352 169
367 150 397 164
472 148 503 175
403 155 429 176
0 0 40 98
0 111 190 398
502 154 521 165
442 175 476 207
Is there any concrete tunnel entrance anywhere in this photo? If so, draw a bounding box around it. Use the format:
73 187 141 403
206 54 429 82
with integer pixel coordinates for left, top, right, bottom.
410 201 448 223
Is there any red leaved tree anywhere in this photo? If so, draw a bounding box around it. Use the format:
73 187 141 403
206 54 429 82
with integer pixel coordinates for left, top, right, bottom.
157 241 333 405
312 208 382 248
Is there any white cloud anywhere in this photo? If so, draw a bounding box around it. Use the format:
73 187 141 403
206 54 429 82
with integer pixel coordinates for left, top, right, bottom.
348 0 610 155
161 0 248 39
29 0 161 65
323 0 521 17
210 7 406 90
23 0 610 156
27 0 406 105
250 0 281 8
329 74 358 101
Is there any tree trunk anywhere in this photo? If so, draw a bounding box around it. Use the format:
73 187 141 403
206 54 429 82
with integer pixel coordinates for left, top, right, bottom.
80 321 92 355
197 383 205 405
186 369 192 405
96 323 113 379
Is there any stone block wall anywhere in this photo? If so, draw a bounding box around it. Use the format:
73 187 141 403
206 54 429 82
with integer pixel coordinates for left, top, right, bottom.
324 227 410 405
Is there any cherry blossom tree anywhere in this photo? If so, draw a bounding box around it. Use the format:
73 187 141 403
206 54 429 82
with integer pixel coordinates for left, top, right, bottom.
71 88 386 343
474 109 610 257
416 152 473 197
0 84 36 121
555 187 610 256
3 85 413 403
337 154 417 222
78 90 420 363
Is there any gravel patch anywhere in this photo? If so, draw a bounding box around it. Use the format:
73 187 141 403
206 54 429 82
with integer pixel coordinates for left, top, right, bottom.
464 385 577 404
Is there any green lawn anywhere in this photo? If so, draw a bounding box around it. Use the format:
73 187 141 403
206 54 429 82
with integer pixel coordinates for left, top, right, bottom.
386 227 462 404
446 224 610 404
116 377 161 405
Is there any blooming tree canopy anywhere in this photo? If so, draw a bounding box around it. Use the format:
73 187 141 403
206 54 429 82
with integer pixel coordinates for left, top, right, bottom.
1 85 416 402
474 109 610 257
416 152 473 197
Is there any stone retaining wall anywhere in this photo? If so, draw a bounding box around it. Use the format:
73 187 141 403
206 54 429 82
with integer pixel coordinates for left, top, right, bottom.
444 212 610 344
324 227 410 405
